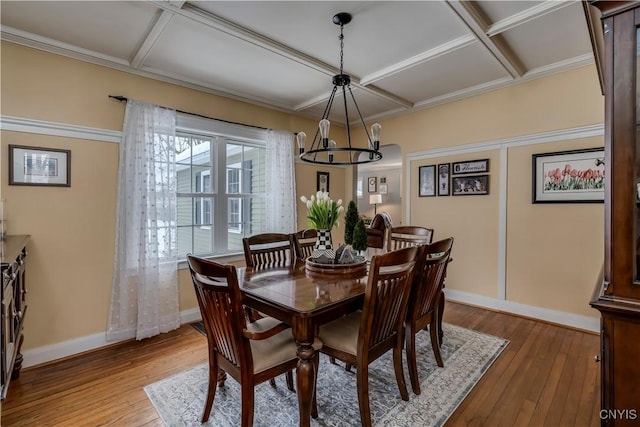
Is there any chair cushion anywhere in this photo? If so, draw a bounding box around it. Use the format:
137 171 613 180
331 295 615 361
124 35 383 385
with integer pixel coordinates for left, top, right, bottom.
250 318 322 374
317 311 361 357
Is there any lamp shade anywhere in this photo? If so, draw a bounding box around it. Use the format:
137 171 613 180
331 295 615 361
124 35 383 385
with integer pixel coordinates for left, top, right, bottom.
369 194 382 205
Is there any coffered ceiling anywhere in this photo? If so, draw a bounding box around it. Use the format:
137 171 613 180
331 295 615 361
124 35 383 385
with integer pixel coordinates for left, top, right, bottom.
1 1 595 124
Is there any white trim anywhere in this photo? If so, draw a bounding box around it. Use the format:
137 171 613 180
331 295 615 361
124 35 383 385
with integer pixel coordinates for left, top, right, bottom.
445 289 600 333
22 308 202 369
497 146 508 300
1 115 121 143
407 123 603 162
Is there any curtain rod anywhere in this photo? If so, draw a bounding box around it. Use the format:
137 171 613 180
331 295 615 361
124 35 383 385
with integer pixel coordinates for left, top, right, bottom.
108 95 269 131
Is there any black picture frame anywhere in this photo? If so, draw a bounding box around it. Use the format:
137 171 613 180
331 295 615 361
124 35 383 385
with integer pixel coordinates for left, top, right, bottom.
452 174 489 196
316 171 329 192
9 144 71 187
367 176 377 193
418 165 436 197
452 158 489 175
532 147 605 203
437 163 450 196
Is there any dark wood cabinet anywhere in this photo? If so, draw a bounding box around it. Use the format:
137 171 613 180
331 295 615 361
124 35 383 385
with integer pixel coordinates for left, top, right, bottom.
588 2 640 425
1 235 30 400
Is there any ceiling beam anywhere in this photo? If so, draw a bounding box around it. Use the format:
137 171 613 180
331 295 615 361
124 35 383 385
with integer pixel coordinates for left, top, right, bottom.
487 1 576 37
131 10 176 68
446 0 524 78
360 35 476 86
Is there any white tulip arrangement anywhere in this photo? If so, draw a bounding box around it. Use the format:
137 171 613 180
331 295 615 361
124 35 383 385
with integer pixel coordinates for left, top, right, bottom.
300 191 344 230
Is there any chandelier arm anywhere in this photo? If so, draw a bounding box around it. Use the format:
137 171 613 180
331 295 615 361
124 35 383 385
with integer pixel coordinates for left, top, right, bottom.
347 85 374 148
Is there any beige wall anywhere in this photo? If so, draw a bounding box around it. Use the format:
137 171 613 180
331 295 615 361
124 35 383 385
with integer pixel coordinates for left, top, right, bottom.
1 40 605 361
381 65 604 321
1 42 332 351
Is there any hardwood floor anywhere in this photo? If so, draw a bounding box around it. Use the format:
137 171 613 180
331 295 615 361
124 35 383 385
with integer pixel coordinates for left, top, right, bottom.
1 302 600 426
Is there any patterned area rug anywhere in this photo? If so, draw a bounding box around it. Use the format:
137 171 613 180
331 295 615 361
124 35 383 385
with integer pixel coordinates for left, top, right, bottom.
145 323 508 426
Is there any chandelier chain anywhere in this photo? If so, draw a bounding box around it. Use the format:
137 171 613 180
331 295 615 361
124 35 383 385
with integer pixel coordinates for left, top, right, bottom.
339 24 344 75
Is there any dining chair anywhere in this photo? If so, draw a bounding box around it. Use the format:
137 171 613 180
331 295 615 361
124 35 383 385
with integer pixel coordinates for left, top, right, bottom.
292 228 317 260
387 225 434 251
242 233 298 389
242 233 297 267
425 237 455 345
187 255 321 426
317 245 419 426
405 237 453 395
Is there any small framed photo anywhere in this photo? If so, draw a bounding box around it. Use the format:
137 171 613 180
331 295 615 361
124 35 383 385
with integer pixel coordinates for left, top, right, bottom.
452 158 489 175
9 145 71 187
532 147 604 203
368 177 377 193
317 171 329 192
452 174 489 196
379 184 388 194
438 163 450 196
419 165 436 197
380 177 387 184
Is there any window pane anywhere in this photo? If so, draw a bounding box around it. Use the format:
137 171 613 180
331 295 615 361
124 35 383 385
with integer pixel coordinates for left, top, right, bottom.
245 146 264 194
177 197 193 227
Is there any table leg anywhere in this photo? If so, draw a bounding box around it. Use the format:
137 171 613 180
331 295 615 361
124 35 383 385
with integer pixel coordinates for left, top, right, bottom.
295 339 316 427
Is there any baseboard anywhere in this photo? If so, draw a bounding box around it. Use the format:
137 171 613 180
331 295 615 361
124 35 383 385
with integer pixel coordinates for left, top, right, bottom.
22 308 202 369
445 289 600 333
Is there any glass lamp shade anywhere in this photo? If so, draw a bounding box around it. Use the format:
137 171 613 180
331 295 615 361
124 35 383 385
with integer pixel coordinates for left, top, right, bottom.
319 119 330 148
296 132 307 154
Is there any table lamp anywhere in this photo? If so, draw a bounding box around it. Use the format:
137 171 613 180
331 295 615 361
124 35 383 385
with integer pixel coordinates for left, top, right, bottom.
369 194 382 215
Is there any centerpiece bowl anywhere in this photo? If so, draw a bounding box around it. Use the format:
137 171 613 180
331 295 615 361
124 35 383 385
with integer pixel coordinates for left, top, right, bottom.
305 257 367 277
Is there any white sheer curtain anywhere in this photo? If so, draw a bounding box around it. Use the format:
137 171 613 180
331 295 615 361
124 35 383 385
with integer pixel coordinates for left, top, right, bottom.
107 100 180 341
265 129 297 233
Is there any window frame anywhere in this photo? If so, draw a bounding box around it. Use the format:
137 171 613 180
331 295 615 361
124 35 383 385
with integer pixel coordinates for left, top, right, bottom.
175 113 267 260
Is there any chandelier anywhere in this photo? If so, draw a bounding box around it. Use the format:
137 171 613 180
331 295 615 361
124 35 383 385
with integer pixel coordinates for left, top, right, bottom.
296 12 383 165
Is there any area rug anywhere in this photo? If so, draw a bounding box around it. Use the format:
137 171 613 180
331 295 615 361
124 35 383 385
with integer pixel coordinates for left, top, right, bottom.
145 323 508 426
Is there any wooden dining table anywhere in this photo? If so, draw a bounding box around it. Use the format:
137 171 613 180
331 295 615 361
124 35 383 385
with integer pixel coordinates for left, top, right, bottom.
237 259 368 427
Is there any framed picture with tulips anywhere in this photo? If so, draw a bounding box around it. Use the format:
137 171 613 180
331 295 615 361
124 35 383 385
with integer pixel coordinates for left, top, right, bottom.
532 147 605 203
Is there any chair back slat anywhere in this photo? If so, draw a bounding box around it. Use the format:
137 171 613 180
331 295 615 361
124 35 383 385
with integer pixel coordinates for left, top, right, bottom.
360 246 418 351
387 226 433 251
292 229 317 260
409 238 454 320
187 255 249 370
243 233 295 267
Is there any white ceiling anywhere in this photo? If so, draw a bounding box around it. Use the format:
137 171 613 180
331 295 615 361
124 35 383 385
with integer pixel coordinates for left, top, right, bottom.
0 1 595 125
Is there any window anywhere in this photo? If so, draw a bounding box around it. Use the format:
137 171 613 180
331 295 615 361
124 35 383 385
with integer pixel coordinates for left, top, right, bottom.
176 115 267 258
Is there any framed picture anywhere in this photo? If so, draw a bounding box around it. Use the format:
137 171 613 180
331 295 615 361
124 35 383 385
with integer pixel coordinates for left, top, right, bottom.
317 171 329 192
438 163 450 196
532 147 605 203
419 165 436 197
9 145 71 187
452 174 489 196
380 177 387 184
368 177 377 193
452 158 489 175
379 184 388 194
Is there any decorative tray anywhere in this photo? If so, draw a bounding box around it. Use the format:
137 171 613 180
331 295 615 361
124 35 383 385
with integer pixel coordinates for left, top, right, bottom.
305 257 367 276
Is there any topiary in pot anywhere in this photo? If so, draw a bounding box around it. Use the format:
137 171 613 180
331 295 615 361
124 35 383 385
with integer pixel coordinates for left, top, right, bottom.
352 218 368 252
344 200 359 245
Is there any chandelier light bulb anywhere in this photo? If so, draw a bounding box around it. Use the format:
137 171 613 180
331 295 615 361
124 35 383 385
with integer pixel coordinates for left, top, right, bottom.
319 119 330 148
296 132 306 154
328 139 336 163
371 123 382 150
